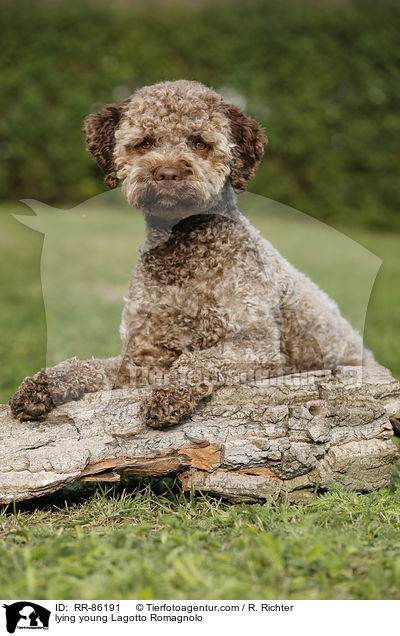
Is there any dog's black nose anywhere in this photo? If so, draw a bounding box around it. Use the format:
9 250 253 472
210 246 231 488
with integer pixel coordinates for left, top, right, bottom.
154 166 182 181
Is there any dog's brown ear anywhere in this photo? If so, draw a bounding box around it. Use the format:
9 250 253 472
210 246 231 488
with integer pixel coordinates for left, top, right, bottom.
83 99 130 189
222 104 268 192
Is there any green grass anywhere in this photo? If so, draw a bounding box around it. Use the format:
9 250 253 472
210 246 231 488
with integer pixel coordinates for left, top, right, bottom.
1 478 400 599
1 198 400 600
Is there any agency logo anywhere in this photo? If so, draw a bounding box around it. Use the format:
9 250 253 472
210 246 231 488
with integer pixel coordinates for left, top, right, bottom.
2 603 50 634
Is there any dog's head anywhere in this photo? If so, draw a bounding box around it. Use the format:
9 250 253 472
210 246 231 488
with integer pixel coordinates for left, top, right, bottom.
83 80 267 217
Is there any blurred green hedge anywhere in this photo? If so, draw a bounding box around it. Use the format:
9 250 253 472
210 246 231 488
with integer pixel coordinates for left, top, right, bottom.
1 0 400 228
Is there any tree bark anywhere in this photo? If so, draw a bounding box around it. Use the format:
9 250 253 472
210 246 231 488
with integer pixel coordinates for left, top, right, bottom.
1 365 399 504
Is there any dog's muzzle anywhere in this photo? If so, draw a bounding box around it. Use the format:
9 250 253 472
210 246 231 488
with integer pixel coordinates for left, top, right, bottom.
136 179 200 212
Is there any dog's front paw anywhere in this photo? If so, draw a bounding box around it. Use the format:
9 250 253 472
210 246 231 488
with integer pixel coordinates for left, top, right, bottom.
9 371 54 421
139 385 197 429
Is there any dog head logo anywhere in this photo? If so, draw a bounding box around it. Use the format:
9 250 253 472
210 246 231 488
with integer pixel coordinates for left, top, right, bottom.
14 192 380 372
3 602 50 634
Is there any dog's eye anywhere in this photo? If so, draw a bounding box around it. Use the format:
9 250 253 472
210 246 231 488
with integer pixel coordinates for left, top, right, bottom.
137 138 154 151
125 138 154 154
190 137 210 152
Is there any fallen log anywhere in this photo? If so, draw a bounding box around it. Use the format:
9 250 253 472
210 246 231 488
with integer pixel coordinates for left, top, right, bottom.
0 366 399 504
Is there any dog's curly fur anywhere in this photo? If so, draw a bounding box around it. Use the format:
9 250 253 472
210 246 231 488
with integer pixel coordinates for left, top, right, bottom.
9 80 375 426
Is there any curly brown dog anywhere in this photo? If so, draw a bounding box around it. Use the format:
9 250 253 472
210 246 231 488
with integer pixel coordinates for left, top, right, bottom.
9 80 374 428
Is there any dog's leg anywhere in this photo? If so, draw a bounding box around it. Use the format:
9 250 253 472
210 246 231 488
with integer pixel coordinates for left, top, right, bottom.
139 340 284 429
9 356 124 421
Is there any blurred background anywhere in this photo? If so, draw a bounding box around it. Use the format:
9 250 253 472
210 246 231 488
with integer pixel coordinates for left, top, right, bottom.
1 0 399 402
